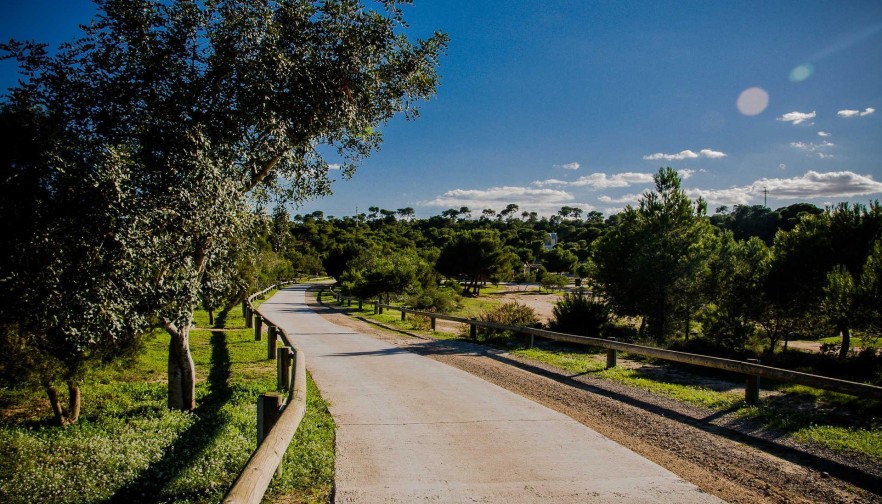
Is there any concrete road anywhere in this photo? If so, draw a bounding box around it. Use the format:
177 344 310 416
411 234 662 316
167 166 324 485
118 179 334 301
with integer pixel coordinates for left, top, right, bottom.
259 285 724 503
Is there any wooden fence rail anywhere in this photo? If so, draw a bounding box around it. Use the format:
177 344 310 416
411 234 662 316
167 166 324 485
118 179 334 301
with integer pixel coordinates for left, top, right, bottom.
223 281 307 504
323 287 882 404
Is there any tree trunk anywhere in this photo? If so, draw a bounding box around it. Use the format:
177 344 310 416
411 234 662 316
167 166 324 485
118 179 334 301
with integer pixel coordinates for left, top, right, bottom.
685 312 690 341
208 308 214 326
839 326 851 360
45 381 81 426
167 324 196 411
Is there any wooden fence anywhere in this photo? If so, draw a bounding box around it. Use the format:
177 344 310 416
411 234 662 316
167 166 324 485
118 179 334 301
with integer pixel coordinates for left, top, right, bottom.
223 281 306 504
322 287 882 404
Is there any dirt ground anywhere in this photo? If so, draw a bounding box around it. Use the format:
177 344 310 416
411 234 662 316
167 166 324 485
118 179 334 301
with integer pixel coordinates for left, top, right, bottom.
309 295 882 504
483 286 561 322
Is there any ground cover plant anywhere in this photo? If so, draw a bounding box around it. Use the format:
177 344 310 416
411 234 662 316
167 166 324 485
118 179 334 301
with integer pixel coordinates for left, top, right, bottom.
0 305 334 503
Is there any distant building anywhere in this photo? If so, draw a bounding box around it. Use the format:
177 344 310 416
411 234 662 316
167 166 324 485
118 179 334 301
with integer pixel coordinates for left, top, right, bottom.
544 232 558 251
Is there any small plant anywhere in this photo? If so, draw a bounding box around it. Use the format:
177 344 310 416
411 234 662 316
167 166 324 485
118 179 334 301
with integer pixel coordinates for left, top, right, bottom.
549 291 610 338
475 302 540 342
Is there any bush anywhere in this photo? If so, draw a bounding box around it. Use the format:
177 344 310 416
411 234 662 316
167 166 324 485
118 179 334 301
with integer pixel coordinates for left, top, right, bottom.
549 291 609 337
475 302 540 342
540 273 568 292
406 285 461 313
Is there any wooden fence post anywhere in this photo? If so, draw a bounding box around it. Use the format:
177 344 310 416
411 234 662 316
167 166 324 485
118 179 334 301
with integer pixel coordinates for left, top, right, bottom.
267 326 277 360
277 348 291 391
318 289 323 303
431 317 436 331
606 337 617 369
378 300 383 314
401 310 406 321
245 305 252 328
745 358 761 405
358 299 363 310
254 315 262 341
470 321 477 340
257 393 283 444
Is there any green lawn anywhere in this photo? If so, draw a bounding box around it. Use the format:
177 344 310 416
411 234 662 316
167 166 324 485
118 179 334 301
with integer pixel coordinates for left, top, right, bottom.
0 302 334 504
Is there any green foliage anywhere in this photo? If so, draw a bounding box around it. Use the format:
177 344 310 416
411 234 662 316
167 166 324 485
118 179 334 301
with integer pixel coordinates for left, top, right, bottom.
593 167 717 343
542 246 578 274
475 302 540 342
405 285 461 313
0 306 335 503
341 247 428 300
1 0 447 410
436 229 514 295
540 273 569 291
549 292 610 337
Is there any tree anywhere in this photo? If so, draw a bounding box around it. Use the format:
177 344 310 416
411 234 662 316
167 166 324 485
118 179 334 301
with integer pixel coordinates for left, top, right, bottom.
436 229 509 295
499 203 519 221
342 248 425 301
593 168 715 342
0 104 151 425
3 0 447 411
542 246 578 274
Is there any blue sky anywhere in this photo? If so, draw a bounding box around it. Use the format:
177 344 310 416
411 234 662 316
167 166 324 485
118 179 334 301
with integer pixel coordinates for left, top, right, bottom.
3 1 881 218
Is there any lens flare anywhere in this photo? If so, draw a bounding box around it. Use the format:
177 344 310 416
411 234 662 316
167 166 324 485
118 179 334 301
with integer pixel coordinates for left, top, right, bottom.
789 64 814 82
736 87 769 116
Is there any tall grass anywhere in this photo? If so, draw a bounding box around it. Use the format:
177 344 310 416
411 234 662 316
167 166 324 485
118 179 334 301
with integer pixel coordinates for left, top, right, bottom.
0 303 334 503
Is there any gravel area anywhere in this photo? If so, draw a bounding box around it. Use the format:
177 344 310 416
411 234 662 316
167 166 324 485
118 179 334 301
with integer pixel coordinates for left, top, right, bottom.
308 296 882 504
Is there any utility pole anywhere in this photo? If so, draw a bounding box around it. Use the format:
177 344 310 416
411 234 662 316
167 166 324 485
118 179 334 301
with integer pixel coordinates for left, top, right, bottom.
763 187 768 208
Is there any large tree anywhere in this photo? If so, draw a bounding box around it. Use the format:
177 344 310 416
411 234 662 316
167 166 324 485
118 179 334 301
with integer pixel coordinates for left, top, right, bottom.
593 167 716 342
3 0 447 410
0 104 151 425
436 229 510 295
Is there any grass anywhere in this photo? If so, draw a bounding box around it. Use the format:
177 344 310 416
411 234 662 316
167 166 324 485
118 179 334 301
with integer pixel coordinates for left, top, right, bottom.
0 302 334 504
514 344 882 462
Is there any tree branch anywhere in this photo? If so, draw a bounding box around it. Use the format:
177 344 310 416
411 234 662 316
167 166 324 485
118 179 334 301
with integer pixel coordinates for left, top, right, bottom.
248 152 284 191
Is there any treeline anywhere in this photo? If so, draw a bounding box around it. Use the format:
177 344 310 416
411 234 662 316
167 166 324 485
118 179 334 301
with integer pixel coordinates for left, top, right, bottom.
267 168 881 366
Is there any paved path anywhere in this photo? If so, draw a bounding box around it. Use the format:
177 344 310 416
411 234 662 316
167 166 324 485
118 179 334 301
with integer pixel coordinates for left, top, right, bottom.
260 286 724 503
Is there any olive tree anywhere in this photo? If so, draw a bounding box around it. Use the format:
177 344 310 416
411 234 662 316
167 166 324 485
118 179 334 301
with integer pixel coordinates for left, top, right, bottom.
0 104 152 425
3 0 447 410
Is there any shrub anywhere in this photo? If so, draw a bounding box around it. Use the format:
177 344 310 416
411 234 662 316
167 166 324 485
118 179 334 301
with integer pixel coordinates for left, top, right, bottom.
540 273 568 292
475 302 540 342
549 291 609 338
406 285 461 313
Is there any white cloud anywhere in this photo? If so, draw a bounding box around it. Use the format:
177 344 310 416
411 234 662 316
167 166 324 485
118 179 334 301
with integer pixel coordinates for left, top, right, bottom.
699 149 727 159
685 187 754 206
790 140 834 154
777 111 816 125
534 172 654 189
838 107 875 118
753 171 882 199
678 169 696 179
328 163 342 170
682 170 882 206
643 150 699 161
598 194 641 204
643 148 727 161
817 131 831 137
554 162 581 170
420 186 582 213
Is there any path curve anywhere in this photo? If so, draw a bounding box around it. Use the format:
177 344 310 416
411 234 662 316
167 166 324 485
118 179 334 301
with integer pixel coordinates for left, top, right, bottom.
260 285 723 503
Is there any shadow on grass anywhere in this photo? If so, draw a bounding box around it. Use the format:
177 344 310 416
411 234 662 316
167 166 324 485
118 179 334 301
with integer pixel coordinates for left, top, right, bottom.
103 330 232 503
213 307 230 329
